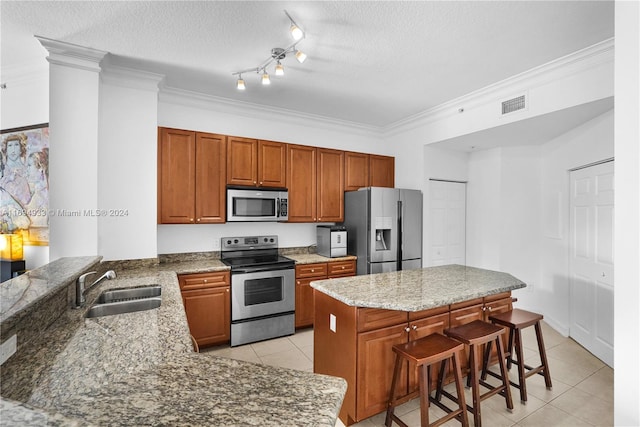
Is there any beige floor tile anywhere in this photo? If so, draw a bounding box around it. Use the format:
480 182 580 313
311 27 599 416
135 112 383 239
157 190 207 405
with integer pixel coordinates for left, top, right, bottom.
250 335 297 357
550 387 614 426
575 366 614 404
544 350 604 387
518 404 593 426
289 328 314 349
259 347 313 371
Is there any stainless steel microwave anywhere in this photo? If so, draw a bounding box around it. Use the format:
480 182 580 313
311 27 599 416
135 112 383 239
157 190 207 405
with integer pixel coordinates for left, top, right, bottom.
226 187 288 222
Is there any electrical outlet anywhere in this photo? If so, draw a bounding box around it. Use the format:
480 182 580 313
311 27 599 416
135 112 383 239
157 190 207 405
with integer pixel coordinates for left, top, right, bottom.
212 239 221 250
330 314 337 332
0 334 17 365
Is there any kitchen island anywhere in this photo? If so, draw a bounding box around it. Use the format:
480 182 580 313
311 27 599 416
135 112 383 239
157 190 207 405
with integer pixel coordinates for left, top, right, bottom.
310 264 526 426
0 257 346 426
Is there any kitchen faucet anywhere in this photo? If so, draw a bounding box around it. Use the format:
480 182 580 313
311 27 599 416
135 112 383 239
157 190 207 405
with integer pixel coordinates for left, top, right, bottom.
75 270 117 308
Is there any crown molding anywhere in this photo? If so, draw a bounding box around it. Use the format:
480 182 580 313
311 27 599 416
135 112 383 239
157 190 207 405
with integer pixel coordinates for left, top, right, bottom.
384 38 615 137
100 64 165 92
36 36 107 73
158 85 381 138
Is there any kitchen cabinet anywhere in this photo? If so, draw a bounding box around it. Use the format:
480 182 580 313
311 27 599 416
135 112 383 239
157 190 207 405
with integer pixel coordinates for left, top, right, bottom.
345 152 395 191
227 137 286 188
158 128 226 224
355 306 449 419
286 145 344 222
314 290 512 425
369 154 395 188
295 263 328 328
179 271 230 348
295 260 356 328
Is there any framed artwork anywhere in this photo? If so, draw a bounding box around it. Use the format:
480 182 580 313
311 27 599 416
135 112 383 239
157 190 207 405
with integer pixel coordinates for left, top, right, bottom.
1 123 49 246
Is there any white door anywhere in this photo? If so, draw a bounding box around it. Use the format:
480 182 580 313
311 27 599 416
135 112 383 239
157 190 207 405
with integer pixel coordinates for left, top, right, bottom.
569 161 614 367
428 180 466 266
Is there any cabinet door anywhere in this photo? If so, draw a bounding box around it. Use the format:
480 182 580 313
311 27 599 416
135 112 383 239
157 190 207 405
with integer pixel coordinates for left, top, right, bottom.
295 278 315 328
345 151 369 191
317 148 345 222
369 154 395 188
286 144 317 222
195 132 226 223
158 128 196 224
357 323 409 420
182 286 230 348
227 136 258 186
257 140 287 188
408 312 450 392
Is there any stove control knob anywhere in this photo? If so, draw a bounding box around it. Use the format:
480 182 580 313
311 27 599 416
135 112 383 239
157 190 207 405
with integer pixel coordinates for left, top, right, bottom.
226 240 232 245
234 239 239 244
264 237 268 243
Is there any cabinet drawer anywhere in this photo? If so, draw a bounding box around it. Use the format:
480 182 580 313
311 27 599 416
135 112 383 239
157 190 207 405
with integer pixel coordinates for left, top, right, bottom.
484 291 512 303
357 308 408 332
295 263 328 279
328 260 356 277
179 271 230 291
408 305 449 321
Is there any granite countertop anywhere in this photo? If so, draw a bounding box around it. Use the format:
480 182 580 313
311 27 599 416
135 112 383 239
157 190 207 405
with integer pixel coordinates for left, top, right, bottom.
1 259 346 426
310 264 526 312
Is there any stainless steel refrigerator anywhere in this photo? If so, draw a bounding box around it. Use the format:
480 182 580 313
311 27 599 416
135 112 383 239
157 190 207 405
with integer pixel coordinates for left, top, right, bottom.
342 187 422 275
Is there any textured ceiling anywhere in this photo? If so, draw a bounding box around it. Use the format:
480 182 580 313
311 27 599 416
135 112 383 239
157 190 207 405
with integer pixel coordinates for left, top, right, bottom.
1 1 615 128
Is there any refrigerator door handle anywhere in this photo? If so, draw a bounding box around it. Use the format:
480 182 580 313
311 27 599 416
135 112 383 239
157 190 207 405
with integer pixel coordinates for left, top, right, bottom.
397 200 402 271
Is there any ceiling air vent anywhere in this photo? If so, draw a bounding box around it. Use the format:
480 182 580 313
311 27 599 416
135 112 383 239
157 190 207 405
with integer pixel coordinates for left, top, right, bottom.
501 95 526 115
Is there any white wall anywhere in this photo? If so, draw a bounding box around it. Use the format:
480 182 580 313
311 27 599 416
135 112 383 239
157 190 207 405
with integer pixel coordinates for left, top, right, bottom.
98 67 163 260
614 1 640 422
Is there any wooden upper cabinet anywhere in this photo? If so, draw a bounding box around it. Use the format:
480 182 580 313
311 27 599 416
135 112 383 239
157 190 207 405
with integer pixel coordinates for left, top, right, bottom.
257 140 287 187
286 144 317 222
227 136 258 186
369 154 395 188
317 148 344 222
195 133 227 223
345 151 370 191
158 128 226 224
158 128 196 224
227 137 286 187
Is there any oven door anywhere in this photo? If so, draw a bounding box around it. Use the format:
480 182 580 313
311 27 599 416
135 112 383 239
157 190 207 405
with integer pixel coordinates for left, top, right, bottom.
231 268 295 321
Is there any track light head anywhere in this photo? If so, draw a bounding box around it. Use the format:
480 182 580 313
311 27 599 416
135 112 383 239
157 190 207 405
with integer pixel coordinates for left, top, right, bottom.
275 61 284 76
261 71 271 85
295 49 307 63
236 76 246 90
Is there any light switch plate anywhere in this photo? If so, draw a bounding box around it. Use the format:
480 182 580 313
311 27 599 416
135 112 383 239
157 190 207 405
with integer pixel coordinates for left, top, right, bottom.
0 334 17 365
330 314 336 332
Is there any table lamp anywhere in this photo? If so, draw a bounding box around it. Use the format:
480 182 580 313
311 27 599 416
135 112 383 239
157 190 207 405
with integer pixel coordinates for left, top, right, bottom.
0 233 24 261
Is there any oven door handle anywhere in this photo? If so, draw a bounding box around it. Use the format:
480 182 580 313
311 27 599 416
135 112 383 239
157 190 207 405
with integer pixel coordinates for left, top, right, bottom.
232 265 294 274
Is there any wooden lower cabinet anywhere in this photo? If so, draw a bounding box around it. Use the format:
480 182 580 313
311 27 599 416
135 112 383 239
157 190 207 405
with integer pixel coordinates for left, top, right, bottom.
314 290 512 426
179 271 230 349
295 260 355 328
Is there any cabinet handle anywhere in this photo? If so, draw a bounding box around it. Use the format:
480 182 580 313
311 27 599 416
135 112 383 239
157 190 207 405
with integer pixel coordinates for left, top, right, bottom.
204 279 208 283
226 289 229 293
412 325 418 331
404 327 411 333
487 306 492 311
341 266 345 269
189 218 194 222
260 181 263 185
311 269 314 272
197 218 201 222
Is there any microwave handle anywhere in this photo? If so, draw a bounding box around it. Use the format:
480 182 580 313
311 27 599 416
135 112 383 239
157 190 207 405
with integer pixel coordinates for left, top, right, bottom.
277 198 280 217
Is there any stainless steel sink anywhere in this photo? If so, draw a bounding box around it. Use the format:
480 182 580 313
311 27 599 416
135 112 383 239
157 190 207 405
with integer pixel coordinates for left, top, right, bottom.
85 285 162 318
85 297 162 318
95 285 161 304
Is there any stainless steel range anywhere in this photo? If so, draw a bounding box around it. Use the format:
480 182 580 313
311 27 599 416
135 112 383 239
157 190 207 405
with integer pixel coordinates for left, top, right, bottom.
220 235 295 347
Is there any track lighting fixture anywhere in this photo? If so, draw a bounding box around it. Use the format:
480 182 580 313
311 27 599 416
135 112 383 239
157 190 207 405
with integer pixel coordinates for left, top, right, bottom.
232 10 306 90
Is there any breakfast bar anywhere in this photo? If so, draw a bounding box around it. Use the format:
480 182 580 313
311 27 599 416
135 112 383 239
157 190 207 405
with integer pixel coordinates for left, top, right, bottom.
310 264 526 426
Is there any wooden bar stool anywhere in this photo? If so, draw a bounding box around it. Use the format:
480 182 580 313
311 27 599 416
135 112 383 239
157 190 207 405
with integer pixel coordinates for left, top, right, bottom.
439 320 513 427
483 308 552 402
385 333 469 427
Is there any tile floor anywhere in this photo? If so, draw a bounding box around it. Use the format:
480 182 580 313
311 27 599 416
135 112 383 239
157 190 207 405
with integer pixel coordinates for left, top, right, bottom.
202 322 613 427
